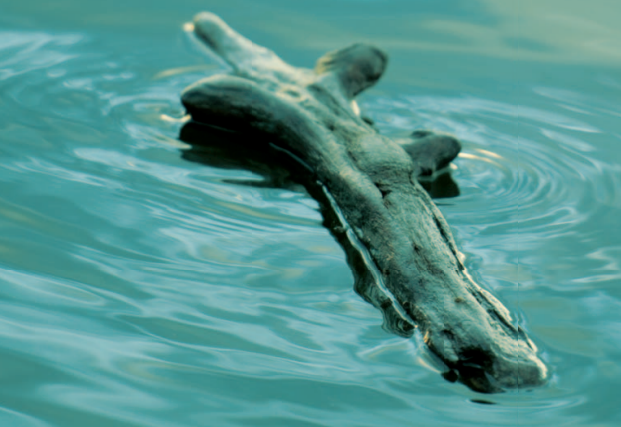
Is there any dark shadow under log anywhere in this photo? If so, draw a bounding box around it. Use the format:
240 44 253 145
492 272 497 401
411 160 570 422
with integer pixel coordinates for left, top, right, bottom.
178 12 548 393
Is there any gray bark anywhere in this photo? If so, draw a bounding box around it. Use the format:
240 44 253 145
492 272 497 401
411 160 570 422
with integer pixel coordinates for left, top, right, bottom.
179 12 548 393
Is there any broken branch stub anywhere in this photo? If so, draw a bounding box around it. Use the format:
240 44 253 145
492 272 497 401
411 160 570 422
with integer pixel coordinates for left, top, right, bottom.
180 12 548 393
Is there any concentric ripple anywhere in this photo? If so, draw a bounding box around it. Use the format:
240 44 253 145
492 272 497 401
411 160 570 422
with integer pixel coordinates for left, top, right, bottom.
363 92 621 293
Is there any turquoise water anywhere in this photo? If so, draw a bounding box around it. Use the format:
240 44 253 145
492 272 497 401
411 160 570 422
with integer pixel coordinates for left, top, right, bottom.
1 0 621 425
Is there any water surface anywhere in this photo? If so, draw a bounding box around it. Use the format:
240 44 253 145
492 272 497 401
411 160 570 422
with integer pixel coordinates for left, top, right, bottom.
1 1 621 426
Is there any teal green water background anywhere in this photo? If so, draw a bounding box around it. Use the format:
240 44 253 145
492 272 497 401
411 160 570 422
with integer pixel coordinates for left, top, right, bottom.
1 0 621 425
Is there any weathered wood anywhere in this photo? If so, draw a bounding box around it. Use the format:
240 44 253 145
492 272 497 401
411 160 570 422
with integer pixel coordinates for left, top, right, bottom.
180 12 548 393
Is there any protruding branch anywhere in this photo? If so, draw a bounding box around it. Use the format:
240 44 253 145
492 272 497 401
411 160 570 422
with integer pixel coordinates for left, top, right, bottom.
315 43 388 98
396 130 462 177
180 74 335 166
192 12 303 84
181 74 313 140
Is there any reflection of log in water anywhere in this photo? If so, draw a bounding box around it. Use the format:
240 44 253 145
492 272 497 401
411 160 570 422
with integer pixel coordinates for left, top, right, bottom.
177 12 548 393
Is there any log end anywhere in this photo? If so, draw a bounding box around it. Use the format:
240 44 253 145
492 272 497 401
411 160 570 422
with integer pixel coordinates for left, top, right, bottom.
417 286 549 393
445 338 549 393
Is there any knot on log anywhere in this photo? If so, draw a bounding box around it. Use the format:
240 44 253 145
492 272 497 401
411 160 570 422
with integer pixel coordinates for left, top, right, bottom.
179 11 548 393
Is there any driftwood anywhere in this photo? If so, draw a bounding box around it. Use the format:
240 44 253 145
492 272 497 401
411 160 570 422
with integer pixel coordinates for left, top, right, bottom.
179 12 548 393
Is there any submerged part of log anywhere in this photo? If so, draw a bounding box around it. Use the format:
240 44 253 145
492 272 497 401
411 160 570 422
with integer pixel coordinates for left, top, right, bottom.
180 12 548 393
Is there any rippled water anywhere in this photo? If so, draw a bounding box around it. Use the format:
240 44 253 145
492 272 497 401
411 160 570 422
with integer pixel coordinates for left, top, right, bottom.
1 1 621 426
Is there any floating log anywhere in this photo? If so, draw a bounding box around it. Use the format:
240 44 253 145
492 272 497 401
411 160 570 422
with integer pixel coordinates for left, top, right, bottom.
179 12 548 393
